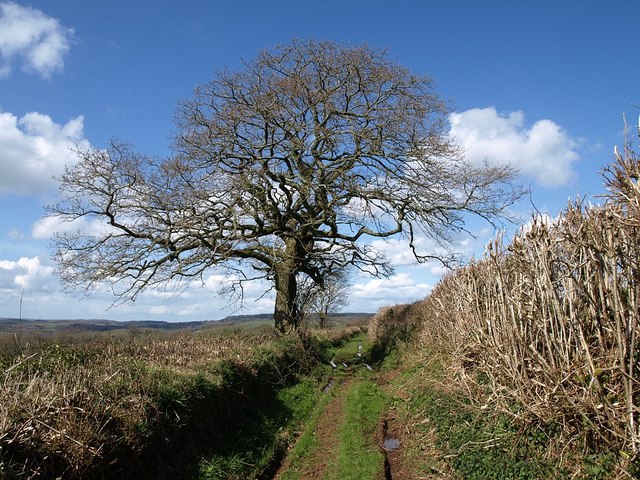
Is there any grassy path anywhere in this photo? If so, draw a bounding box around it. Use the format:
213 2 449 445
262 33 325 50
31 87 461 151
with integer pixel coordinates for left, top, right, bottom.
273 378 351 479
273 333 389 480
271 322 606 480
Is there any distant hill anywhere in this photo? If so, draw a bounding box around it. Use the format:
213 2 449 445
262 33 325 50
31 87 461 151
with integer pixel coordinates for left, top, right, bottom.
0 317 214 335
0 312 372 336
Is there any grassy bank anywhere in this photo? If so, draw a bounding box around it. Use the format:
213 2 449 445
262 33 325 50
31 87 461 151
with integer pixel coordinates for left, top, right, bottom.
0 327 364 479
367 301 636 479
389 354 564 479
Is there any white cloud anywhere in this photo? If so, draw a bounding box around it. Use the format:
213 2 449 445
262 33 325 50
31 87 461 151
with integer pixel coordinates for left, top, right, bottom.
30 216 63 240
149 305 169 315
429 265 451 277
0 256 55 291
369 238 421 267
0 1 73 78
203 273 275 312
450 107 579 188
7 226 22 240
31 215 113 240
369 230 485 269
0 111 88 196
350 273 432 307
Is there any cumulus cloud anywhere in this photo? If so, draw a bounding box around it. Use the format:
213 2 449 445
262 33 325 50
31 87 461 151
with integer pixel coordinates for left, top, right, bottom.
31 215 113 240
0 256 55 291
0 1 73 78
350 273 432 308
369 231 484 270
0 111 88 196
450 107 579 188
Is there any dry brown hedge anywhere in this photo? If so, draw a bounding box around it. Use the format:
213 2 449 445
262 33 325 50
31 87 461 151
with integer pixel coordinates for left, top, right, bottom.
416 130 640 460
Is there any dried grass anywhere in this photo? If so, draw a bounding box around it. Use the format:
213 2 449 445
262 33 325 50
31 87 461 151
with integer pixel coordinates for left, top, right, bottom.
416 127 640 461
0 330 274 478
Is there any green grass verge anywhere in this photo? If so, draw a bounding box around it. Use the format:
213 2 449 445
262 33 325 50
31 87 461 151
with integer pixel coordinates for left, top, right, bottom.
392 360 566 480
131 337 320 480
198 377 321 480
328 377 387 480
277 385 335 480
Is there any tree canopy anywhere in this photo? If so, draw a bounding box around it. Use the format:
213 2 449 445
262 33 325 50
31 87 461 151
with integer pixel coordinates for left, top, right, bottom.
50 39 522 333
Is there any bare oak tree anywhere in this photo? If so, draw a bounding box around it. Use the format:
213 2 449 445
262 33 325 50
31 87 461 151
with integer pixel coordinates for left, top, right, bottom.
50 39 522 334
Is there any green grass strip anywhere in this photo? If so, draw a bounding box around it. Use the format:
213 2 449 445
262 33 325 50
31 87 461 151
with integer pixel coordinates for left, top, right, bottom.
280 334 371 480
329 378 387 480
278 387 335 480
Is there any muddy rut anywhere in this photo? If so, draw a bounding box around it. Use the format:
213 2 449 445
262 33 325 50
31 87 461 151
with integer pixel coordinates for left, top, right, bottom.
272 377 352 479
272 370 410 480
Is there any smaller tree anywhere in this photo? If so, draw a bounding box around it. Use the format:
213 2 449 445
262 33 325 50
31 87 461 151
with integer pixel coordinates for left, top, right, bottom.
297 270 350 329
312 271 350 329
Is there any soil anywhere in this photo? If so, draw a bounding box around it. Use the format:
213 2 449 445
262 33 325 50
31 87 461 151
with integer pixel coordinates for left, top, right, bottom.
272 377 351 479
272 370 415 480
376 371 412 480
381 413 411 480
377 369 454 480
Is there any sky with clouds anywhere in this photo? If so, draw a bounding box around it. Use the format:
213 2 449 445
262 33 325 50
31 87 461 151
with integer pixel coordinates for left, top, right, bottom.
0 0 638 321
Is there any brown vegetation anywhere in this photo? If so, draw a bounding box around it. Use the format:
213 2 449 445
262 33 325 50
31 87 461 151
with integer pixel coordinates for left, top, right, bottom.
414 130 640 472
0 330 281 478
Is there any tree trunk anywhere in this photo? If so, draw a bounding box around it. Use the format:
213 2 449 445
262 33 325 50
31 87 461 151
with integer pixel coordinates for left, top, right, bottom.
273 238 300 334
318 312 327 329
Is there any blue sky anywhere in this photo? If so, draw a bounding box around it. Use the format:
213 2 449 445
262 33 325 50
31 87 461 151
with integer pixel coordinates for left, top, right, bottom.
0 0 638 321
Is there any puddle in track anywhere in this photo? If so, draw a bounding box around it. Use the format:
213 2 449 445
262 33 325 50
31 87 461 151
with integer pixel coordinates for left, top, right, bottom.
381 419 402 479
383 437 400 451
322 379 335 394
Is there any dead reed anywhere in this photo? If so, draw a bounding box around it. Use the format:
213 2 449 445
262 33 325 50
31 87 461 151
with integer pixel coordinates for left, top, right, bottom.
417 128 640 463
0 329 274 478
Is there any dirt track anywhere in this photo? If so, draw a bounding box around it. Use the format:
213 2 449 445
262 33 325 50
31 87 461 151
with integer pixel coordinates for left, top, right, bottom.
272 367 412 480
